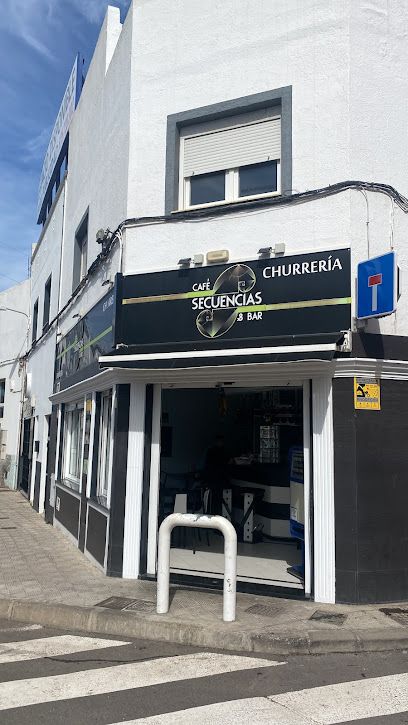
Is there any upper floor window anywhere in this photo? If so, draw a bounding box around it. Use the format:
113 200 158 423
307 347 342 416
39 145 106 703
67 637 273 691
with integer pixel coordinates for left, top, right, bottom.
72 212 88 292
165 87 291 215
43 275 52 331
179 110 281 210
0 379 5 419
32 299 39 344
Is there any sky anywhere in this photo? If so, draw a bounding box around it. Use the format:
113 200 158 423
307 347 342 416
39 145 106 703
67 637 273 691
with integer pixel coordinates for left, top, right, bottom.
0 0 131 292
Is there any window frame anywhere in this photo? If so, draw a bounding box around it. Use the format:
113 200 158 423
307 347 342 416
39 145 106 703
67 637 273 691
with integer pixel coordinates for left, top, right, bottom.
96 389 114 505
181 160 281 211
42 274 52 332
61 399 85 492
32 299 39 344
72 211 89 292
165 86 291 215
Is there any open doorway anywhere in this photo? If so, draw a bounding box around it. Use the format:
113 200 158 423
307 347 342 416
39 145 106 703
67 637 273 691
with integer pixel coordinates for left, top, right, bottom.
157 385 308 592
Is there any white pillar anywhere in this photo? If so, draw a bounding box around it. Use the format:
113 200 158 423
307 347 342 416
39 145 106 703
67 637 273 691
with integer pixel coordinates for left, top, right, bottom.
122 382 146 578
302 381 311 597
312 377 335 603
147 384 162 575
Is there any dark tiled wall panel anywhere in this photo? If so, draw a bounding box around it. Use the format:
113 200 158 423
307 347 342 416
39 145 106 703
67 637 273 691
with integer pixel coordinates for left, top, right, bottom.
333 378 408 603
86 506 108 567
55 486 80 540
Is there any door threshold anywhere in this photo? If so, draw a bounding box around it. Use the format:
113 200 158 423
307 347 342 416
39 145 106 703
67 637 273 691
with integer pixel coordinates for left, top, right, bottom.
141 572 307 599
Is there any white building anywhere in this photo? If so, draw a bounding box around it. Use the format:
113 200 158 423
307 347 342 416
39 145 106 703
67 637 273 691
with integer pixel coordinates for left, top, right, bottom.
0 280 30 489
23 0 408 605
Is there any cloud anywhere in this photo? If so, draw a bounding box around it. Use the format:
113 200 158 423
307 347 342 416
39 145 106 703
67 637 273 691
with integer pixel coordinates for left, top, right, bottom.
23 127 53 163
0 0 56 60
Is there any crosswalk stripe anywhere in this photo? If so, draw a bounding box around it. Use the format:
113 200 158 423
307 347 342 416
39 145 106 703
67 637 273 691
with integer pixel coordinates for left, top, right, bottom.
0 652 281 712
111 672 408 725
107 697 312 724
0 635 130 664
272 671 408 723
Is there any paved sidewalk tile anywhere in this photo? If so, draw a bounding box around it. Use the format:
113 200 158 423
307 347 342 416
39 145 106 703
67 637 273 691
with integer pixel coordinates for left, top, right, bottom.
0 491 404 638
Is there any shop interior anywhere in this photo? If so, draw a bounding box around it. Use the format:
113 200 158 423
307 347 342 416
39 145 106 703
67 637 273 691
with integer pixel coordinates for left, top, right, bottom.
159 385 306 590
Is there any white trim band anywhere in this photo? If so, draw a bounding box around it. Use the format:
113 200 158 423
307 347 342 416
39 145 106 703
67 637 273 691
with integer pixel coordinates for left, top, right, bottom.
100 343 337 364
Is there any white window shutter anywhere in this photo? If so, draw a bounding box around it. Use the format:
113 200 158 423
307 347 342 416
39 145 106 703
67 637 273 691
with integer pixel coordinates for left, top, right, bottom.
183 118 281 178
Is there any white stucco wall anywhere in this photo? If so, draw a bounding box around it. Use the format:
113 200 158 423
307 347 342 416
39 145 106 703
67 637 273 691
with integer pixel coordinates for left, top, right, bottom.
30 180 65 331
58 5 130 311
0 279 30 488
127 0 352 217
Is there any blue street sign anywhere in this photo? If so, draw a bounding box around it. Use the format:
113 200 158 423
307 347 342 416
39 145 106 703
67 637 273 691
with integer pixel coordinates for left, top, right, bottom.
357 251 398 319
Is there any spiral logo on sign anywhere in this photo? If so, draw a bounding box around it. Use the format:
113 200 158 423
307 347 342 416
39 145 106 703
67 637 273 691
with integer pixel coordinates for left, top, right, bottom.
196 264 257 338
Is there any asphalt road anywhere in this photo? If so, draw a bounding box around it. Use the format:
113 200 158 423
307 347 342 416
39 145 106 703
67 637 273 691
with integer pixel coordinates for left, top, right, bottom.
0 617 407 724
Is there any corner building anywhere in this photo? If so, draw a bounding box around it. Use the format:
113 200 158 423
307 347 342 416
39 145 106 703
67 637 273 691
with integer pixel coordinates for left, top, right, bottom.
24 1 408 605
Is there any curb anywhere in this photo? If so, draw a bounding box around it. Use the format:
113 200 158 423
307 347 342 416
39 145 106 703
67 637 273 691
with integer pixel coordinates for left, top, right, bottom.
0 598 407 655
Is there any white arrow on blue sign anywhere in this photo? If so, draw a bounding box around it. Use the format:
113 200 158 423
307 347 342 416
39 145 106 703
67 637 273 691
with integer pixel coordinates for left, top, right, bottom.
357 251 398 319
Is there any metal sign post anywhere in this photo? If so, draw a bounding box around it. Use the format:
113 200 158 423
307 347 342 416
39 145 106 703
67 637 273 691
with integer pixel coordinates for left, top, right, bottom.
157 513 237 622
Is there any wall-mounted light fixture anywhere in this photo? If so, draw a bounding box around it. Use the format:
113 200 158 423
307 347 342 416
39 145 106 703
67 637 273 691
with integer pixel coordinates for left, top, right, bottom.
206 249 229 264
258 243 286 257
72 313 81 320
102 278 113 287
178 257 192 267
96 228 113 244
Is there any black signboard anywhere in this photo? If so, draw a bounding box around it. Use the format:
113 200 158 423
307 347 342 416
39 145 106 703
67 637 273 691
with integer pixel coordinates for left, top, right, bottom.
117 248 351 354
54 288 116 391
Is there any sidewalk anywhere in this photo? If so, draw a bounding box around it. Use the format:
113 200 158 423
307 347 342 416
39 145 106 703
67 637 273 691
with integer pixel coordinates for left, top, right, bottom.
0 490 407 655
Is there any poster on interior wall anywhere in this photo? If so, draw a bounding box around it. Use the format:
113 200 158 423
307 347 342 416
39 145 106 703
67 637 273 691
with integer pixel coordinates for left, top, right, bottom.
117 248 351 354
54 287 116 392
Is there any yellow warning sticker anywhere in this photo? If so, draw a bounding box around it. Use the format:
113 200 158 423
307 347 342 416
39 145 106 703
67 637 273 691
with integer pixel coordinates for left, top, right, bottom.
354 377 381 410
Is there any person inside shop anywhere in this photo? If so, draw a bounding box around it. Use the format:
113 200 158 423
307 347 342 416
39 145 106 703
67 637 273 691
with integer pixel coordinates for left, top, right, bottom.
202 434 231 514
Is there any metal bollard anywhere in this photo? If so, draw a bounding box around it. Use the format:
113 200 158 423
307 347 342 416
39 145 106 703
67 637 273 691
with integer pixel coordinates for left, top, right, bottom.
157 513 237 622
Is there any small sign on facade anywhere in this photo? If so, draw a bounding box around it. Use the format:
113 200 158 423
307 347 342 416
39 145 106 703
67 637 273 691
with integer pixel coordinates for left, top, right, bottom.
354 377 381 410
357 251 397 319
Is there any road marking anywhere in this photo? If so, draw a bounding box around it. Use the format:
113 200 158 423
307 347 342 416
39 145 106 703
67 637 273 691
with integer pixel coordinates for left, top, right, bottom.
0 652 281 711
108 698 312 724
110 672 408 724
0 635 130 664
272 672 408 723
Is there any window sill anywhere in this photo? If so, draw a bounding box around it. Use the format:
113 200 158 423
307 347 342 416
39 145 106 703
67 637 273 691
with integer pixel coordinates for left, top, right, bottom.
174 190 282 214
56 480 82 499
88 496 110 514
61 477 81 494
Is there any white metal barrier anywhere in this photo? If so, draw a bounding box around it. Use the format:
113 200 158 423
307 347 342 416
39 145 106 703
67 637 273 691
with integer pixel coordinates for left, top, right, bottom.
157 513 237 622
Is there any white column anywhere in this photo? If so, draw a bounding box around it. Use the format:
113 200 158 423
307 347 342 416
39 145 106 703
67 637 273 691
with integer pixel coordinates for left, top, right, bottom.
147 384 162 575
29 416 38 504
38 415 49 514
312 377 335 603
122 383 146 578
302 381 311 596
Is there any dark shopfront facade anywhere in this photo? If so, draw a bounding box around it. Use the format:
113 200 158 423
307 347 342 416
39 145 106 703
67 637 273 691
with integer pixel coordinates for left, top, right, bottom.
47 246 408 605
